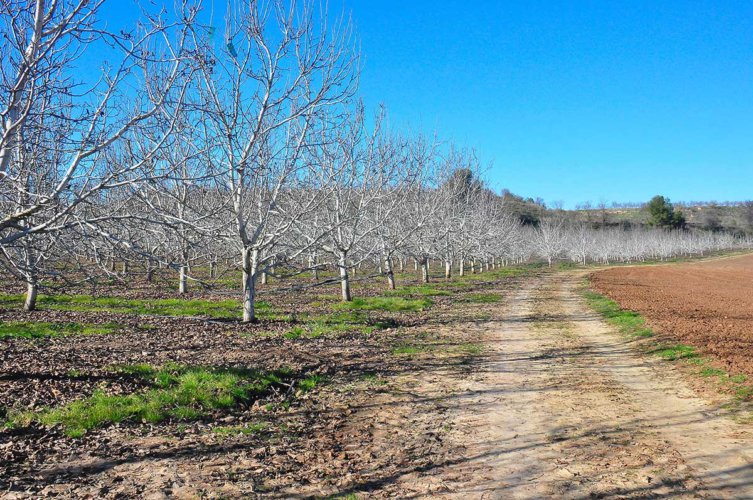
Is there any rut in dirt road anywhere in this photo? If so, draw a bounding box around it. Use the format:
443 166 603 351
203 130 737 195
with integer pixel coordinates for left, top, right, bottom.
441 272 753 499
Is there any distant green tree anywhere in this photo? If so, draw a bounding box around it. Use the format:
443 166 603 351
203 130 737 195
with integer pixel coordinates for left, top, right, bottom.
645 195 686 229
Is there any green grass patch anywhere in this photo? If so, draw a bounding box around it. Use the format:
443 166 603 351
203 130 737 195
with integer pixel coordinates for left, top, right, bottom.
582 291 653 338
556 261 579 270
335 296 432 313
386 285 452 297
458 343 484 356
284 310 387 339
297 374 322 394
5 364 290 437
700 366 726 378
652 344 698 361
462 293 502 304
0 293 280 320
0 321 123 339
391 343 430 355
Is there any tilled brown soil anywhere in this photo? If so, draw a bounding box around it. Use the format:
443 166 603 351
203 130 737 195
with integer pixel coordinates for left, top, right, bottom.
590 253 753 379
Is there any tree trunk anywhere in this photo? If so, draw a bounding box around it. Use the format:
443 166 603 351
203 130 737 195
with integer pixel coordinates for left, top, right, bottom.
209 260 216 279
24 281 38 312
459 257 465 277
261 271 267 285
421 258 430 283
242 247 259 322
339 252 352 301
471 260 476 274
444 260 452 280
121 261 128 275
146 263 154 283
399 257 405 272
413 258 418 271
179 265 188 294
384 256 396 290
310 252 320 281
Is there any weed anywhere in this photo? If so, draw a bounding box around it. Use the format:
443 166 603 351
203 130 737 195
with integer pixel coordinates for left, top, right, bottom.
284 326 307 339
391 344 428 355
652 345 698 361
458 343 484 356
297 374 322 394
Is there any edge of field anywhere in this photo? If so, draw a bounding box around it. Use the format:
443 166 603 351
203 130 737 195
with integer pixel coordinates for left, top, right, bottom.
582 261 753 423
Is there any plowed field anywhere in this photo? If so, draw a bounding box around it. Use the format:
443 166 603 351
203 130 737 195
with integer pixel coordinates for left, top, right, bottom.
590 254 753 378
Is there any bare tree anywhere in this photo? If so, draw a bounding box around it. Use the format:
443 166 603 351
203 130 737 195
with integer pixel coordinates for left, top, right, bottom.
0 0 197 310
190 0 358 321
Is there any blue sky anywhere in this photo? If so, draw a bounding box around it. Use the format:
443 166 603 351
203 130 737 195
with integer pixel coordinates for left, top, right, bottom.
102 1 753 207
350 1 753 207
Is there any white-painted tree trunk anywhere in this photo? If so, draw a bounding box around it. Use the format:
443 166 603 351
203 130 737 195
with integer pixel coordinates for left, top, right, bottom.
421 258 430 283
338 252 352 301
24 281 38 312
242 247 259 323
179 265 188 294
384 256 396 290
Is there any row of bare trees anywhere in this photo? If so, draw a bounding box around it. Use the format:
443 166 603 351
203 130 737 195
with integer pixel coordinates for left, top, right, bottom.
1 1 749 321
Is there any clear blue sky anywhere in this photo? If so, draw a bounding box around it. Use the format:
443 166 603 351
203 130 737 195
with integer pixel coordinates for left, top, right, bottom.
350 1 753 207
102 1 753 207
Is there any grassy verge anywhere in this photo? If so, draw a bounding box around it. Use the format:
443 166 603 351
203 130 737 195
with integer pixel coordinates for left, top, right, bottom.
0 321 125 339
4 364 296 437
0 294 282 320
582 291 653 338
583 286 753 404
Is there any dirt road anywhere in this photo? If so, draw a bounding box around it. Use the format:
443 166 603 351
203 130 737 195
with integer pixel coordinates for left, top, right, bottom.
429 271 753 498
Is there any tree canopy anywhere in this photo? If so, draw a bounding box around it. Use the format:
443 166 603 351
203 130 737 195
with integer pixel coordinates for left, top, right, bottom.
646 196 686 229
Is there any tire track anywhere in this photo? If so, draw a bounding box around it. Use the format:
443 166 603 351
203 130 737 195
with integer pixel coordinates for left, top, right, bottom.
435 271 753 499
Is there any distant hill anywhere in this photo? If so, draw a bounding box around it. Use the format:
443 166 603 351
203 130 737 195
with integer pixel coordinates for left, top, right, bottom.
498 190 753 234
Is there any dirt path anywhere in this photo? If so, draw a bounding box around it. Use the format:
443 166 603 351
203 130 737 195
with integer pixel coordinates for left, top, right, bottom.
429 271 753 498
